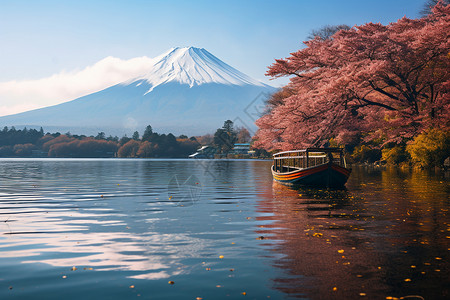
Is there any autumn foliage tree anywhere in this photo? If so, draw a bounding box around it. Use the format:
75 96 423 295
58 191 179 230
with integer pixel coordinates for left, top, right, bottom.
254 4 450 152
117 140 140 157
48 138 118 157
0 125 201 158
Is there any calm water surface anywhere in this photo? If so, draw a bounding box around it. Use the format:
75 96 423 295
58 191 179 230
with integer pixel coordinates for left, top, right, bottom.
0 159 448 299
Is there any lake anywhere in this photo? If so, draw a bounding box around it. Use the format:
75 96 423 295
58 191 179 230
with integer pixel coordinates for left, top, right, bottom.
0 159 448 299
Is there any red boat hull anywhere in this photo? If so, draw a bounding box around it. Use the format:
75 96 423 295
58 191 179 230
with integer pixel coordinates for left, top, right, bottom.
272 163 351 188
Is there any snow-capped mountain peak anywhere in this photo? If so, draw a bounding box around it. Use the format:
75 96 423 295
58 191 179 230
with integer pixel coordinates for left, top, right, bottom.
135 47 265 92
0 46 275 136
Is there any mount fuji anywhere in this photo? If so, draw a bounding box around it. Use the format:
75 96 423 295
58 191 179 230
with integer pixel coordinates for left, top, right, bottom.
0 47 275 136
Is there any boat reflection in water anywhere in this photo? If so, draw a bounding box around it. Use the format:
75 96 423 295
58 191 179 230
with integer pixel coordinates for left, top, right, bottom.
256 166 449 299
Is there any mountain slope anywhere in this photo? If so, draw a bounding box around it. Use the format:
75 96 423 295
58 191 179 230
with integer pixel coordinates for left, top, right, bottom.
0 47 275 136
139 47 266 90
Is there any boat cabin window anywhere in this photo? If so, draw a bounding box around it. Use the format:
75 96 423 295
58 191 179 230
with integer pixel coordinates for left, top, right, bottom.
273 148 346 172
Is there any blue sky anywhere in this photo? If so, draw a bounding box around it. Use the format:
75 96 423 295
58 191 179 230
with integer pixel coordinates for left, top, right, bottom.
0 0 426 115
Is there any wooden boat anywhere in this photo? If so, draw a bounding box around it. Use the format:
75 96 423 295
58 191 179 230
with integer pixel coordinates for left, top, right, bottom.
272 148 351 188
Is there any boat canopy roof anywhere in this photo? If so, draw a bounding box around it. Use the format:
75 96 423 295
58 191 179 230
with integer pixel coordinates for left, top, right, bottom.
273 147 344 157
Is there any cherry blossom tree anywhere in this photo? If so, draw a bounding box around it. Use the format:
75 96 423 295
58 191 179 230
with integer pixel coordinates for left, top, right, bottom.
421 0 450 16
254 4 450 151
307 24 351 40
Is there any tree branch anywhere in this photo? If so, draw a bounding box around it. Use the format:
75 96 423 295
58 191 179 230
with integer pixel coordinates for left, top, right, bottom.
368 80 400 101
357 97 397 111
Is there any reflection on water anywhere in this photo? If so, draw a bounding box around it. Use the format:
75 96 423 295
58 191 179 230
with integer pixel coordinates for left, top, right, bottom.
256 166 449 299
0 159 286 300
0 159 448 299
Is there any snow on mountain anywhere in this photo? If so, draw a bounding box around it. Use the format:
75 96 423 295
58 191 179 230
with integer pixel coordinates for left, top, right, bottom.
0 47 276 136
135 47 266 92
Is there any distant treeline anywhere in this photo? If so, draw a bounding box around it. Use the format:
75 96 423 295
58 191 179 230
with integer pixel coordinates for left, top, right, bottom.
0 125 199 158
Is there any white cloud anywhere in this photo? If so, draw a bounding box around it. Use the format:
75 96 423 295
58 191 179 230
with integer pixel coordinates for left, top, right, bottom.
0 56 154 117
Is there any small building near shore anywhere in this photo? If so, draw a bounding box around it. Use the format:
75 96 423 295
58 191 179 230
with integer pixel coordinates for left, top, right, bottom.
232 143 251 155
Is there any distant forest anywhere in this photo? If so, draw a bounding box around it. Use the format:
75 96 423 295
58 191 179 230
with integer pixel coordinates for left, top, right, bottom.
0 125 200 158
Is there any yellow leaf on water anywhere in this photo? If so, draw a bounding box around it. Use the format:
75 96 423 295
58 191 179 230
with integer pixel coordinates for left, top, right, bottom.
129 285 135 289
71 266 77 271
219 255 224 259
168 281 175 285
338 250 344 253
332 287 337 291
404 278 411 282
